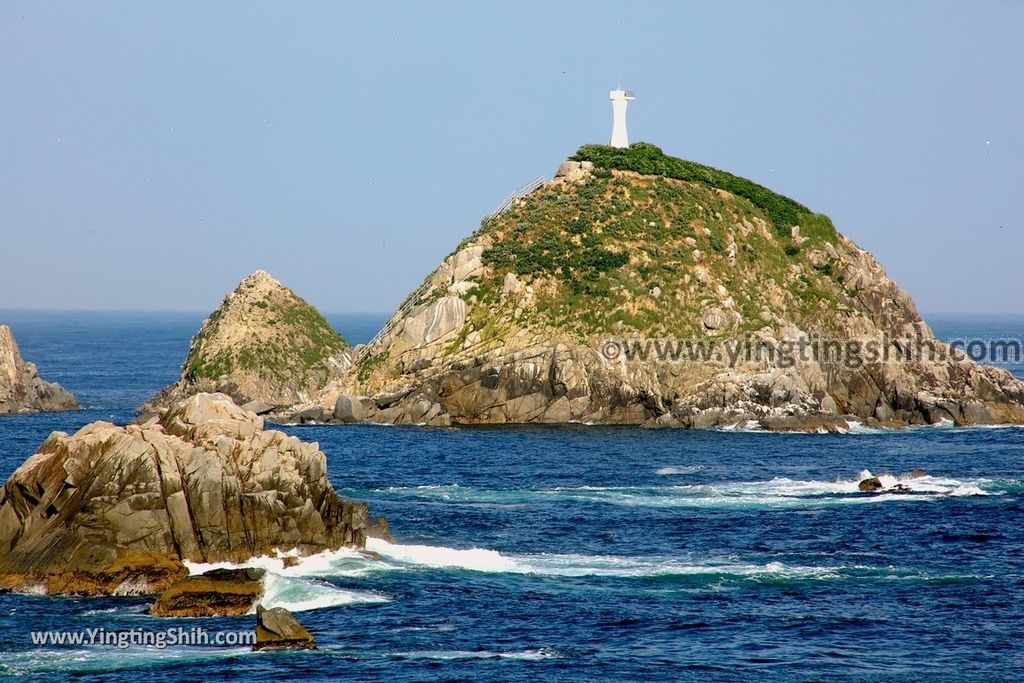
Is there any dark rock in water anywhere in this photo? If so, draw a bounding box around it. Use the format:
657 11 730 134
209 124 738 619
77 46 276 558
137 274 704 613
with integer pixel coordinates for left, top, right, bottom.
254 605 316 651
365 516 395 543
0 393 368 596
150 567 266 617
903 469 928 479
0 325 78 414
858 477 884 492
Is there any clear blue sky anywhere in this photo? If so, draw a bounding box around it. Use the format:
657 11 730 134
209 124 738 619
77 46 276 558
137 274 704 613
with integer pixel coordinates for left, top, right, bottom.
2 1 1021 314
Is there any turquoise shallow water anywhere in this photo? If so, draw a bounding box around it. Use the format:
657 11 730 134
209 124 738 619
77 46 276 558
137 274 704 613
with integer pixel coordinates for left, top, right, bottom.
0 311 1022 682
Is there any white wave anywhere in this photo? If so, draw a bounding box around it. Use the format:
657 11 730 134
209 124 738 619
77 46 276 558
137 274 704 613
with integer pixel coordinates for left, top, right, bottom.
716 420 764 432
182 551 389 614
384 648 559 661
845 420 888 434
259 572 387 613
361 539 937 583
371 472 996 510
363 539 518 573
655 465 703 475
0 647 251 675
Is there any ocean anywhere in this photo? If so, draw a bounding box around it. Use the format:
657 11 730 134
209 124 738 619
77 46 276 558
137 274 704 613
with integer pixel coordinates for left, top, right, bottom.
0 310 1022 682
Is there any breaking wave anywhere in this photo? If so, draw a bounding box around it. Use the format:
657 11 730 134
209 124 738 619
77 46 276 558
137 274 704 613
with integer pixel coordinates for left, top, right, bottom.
365 471 1008 510
361 539 977 585
182 554 389 614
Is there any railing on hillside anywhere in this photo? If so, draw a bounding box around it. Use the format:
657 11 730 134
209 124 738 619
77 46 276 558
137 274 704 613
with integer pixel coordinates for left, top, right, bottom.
485 175 546 220
354 275 433 362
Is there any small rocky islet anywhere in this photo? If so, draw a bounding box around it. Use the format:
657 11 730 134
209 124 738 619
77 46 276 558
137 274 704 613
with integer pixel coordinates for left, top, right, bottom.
0 324 77 414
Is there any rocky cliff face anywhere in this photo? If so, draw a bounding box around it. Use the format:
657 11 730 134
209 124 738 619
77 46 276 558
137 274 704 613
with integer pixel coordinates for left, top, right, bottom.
308 144 1024 430
0 393 367 595
0 325 78 414
144 271 350 411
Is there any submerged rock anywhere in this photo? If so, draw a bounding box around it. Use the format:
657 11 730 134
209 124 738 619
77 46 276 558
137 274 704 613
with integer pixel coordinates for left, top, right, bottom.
254 605 316 651
0 325 77 414
0 393 368 595
150 567 266 617
143 270 350 412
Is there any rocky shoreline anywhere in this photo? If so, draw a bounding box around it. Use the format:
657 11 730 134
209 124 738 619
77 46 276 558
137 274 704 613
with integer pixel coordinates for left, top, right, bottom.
0 393 371 596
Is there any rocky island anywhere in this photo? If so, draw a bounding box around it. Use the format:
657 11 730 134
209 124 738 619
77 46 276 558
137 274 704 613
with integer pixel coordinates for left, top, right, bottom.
144 270 351 413
307 143 1024 430
0 392 369 595
0 324 78 414
144 144 1024 431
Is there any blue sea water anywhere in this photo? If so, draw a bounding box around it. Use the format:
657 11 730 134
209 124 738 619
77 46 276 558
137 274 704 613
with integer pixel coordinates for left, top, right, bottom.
0 310 1023 682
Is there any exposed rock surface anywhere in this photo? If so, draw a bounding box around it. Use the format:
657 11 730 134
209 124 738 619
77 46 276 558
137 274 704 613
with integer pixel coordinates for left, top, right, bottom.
301 144 1024 431
0 393 367 595
150 567 265 617
0 325 77 414
143 271 350 412
254 605 316 651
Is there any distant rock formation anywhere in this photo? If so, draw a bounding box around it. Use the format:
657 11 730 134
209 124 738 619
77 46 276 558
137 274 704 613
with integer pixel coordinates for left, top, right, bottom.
301 144 1024 430
0 325 77 414
143 271 350 412
0 393 368 595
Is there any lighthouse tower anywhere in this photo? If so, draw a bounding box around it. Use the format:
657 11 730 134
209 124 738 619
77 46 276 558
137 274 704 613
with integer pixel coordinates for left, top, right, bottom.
609 89 635 148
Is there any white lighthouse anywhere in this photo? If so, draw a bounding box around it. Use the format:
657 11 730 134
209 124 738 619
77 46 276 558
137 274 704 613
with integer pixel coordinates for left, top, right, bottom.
609 88 635 148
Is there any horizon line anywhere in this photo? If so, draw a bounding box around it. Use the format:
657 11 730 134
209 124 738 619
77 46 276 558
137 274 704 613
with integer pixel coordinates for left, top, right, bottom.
3 307 1024 319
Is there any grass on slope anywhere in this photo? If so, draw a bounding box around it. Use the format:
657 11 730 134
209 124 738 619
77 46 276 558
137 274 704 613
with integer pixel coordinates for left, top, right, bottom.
571 142 836 240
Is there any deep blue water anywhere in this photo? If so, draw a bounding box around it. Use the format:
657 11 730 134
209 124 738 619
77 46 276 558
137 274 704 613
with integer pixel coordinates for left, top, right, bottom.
0 311 1023 682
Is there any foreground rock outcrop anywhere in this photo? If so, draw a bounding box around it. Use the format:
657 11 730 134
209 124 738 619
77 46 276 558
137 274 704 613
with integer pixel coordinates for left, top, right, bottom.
0 325 77 414
254 604 316 651
301 143 1024 430
144 271 350 412
0 393 367 595
150 567 266 617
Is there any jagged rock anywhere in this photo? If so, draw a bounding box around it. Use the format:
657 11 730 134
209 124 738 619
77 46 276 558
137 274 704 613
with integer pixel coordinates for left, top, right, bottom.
0 325 78 414
0 393 367 596
143 271 349 412
150 567 266 617
333 394 365 423
254 605 316 651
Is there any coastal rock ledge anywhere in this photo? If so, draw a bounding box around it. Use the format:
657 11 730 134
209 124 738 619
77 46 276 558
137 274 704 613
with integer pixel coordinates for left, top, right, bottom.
0 324 77 414
0 393 367 596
